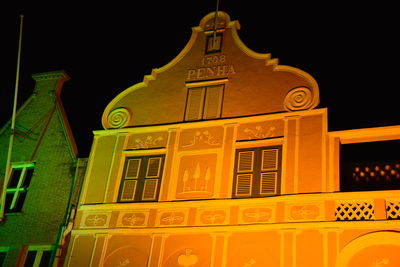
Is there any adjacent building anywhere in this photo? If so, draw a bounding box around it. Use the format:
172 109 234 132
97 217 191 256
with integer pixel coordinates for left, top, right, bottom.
64 12 400 267
0 71 86 267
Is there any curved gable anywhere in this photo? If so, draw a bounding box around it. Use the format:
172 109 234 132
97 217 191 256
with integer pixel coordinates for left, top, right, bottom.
102 11 319 129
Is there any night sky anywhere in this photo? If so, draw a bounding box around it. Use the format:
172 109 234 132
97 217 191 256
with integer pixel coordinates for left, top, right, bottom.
2 2 399 157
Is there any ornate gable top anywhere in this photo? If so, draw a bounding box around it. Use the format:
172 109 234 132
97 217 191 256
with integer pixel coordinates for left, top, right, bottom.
102 11 319 129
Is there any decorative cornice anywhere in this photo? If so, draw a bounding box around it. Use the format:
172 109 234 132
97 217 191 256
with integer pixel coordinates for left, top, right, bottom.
32 70 70 82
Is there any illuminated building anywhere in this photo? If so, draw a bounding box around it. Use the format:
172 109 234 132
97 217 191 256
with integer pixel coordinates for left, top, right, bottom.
0 71 86 267
64 12 400 266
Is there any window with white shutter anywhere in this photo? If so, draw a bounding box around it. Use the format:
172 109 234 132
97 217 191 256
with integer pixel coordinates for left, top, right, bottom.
184 85 224 121
118 155 165 202
233 146 281 198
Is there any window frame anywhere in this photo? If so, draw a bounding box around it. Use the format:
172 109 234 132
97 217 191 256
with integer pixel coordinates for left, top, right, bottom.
118 154 165 203
5 162 35 213
184 84 224 122
0 247 9 267
205 32 223 54
232 145 282 198
23 245 55 267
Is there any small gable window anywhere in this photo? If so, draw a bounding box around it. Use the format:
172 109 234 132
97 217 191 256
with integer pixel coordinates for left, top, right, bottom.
206 33 223 54
232 146 281 198
118 155 165 202
184 84 224 121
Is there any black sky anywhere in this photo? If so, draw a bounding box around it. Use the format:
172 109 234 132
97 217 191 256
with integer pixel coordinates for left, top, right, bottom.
1 2 399 157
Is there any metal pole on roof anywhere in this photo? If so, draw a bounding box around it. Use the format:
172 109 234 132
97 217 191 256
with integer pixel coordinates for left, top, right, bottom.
1 14 24 220
212 0 220 49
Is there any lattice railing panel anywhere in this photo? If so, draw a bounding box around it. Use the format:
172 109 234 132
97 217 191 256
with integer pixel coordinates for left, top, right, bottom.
335 202 375 221
386 201 400 220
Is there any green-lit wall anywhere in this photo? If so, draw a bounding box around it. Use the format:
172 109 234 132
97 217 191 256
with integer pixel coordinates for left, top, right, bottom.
0 71 78 267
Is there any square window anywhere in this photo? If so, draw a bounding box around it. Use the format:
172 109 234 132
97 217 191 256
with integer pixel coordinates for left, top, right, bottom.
206 33 223 54
118 155 165 202
233 146 281 198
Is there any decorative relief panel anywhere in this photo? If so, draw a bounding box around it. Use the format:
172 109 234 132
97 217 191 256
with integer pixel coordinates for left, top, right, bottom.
238 204 275 224
162 234 212 267
177 248 199 267
103 236 152 267
283 87 314 111
345 244 400 267
81 212 111 228
156 208 189 227
176 154 217 199
106 107 132 129
196 207 229 225
286 203 323 222
178 127 223 151
237 120 284 141
116 210 150 227
126 132 168 149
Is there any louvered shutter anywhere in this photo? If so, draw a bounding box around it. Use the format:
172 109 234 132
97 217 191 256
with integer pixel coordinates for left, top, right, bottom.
236 174 252 196
237 151 254 172
142 157 162 200
126 159 141 178
120 158 140 201
120 180 137 201
260 148 279 196
142 179 158 200
260 172 277 195
203 85 223 119
146 157 162 177
185 88 205 121
235 151 254 197
262 149 278 171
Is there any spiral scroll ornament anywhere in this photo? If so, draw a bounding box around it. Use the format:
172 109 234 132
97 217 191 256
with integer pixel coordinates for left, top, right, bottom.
107 107 131 129
284 87 313 111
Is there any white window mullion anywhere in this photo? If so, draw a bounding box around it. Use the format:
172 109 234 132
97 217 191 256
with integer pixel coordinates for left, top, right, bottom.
32 250 42 267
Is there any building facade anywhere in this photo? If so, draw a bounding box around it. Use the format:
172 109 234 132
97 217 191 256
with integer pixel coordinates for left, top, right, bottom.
0 71 86 267
64 12 400 267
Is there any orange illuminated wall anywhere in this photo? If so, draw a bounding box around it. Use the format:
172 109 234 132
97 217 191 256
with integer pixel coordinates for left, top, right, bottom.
64 11 400 267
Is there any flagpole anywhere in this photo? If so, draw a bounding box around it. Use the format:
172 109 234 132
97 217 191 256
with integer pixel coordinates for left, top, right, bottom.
212 0 220 49
1 14 24 220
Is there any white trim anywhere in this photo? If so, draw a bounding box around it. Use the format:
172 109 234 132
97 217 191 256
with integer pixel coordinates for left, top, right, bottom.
95 109 329 137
